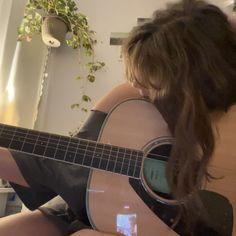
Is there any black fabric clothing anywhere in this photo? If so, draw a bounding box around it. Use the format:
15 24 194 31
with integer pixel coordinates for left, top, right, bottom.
10 110 107 234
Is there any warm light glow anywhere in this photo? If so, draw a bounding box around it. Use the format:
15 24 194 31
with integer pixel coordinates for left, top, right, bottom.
6 79 15 103
0 43 21 125
6 43 21 103
225 0 234 7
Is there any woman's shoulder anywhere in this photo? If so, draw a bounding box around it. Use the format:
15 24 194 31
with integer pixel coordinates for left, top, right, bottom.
92 83 143 113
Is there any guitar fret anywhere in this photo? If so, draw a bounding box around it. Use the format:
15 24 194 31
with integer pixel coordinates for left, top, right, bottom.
8 127 15 148
53 135 61 160
115 149 126 174
135 152 143 177
118 148 126 174
133 150 139 178
128 152 137 176
97 143 105 169
125 149 132 176
112 147 119 173
91 142 100 168
21 129 28 152
33 133 48 156
105 145 113 171
22 130 34 153
125 152 132 175
72 139 79 163
64 138 75 163
82 140 89 165
83 143 91 165
64 136 70 161
91 142 96 167
55 136 68 161
74 139 86 165
42 133 50 157
44 143 56 158
32 132 40 154
99 144 108 170
10 128 25 150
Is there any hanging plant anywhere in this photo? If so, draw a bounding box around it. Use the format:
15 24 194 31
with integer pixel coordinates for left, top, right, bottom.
70 61 105 111
17 0 105 112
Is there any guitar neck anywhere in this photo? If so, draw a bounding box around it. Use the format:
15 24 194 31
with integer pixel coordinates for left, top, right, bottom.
0 123 143 179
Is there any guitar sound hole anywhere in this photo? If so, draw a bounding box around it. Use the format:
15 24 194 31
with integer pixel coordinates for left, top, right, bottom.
143 144 173 200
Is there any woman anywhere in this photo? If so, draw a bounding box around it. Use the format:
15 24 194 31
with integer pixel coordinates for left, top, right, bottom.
0 0 235 235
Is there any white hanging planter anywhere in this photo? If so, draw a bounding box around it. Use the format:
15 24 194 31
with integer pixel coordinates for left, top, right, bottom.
41 16 68 48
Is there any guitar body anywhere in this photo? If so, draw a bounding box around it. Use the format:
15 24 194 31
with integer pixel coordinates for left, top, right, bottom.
87 99 178 235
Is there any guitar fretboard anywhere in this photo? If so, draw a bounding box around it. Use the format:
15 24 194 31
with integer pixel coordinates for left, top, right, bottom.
0 123 143 178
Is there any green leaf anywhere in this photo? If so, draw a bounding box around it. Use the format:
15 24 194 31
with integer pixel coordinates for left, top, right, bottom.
71 103 80 109
87 74 95 83
81 108 88 112
23 18 29 24
75 76 83 80
25 26 31 33
26 14 33 20
86 61 105 73
17 26 24 34
82 95 91 102
35 12 42 21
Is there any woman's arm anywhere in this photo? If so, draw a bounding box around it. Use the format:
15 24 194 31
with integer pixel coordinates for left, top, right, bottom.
0 148 29 187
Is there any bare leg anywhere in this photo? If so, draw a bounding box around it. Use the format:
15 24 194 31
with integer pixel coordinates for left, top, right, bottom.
0 210 65 236
71 229 119 236
0 149 65 235
0 148 29 186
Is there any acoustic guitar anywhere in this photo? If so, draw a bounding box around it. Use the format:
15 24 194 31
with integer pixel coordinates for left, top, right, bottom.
0 99 234 236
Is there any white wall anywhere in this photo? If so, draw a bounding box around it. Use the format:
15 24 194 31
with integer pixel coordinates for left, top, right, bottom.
0 0 47 128
35 0 180 135
35 0 233 136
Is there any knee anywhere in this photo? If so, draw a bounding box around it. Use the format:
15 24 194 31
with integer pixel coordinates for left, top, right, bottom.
71 229 119 236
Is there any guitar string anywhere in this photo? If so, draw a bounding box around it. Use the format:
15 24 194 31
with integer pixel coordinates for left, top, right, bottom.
0 126 171 161
0 127 170 163
0 131 170 163
0 130 143 171
0 130 170 178
0 126 141 154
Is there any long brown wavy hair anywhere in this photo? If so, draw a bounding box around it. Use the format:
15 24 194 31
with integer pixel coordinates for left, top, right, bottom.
122 0 236 231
